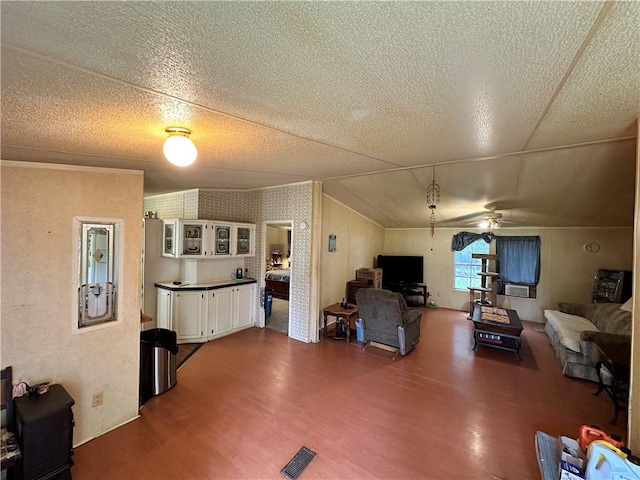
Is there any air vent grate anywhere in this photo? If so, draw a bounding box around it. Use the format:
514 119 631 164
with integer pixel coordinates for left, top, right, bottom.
505 284 529 298
281 446 316 479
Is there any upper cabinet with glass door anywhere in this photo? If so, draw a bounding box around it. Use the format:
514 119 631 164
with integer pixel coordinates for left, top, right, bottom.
234 224 255 257
162 219 178 257
162 219 255 258
209 222 233 257
178 220 208 258
162 219 207 258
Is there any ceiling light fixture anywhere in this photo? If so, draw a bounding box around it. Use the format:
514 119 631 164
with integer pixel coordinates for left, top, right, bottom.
426 166 441 230
163 127 197 167
480 217 501 230
426 167 441 250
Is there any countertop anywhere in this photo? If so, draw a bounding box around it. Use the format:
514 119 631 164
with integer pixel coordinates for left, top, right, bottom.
155 278 257 291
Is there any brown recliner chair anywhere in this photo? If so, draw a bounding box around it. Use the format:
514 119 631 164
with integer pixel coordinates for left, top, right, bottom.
356 289 422 358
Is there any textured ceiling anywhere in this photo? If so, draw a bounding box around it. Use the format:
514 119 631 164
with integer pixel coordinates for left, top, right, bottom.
1 1 639 228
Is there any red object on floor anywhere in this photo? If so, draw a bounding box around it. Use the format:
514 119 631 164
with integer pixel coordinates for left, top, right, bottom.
578 424 624 453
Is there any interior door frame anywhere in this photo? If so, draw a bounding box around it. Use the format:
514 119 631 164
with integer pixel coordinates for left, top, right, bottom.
260 220 293 334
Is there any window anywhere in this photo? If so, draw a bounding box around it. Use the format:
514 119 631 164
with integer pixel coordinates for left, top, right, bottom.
453 240 490 290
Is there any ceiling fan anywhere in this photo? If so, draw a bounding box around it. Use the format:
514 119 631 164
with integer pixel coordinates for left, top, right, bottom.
478 210 503 229
462 208 518 230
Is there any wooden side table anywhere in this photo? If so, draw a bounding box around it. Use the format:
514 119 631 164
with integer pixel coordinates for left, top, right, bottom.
322 303 359 343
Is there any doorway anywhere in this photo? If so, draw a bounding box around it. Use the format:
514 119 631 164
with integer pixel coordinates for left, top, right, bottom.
264 221 292 335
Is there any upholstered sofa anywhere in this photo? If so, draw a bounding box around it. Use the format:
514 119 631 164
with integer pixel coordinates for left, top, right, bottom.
543 302 632 382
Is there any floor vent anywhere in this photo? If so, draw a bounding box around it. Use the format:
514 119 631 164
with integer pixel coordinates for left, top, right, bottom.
281 446 316 479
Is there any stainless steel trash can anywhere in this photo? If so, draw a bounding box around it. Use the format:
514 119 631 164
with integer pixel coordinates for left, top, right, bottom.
140 328 178 404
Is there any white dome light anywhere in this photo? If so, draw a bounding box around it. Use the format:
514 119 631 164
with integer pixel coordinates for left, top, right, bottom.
163 127 197 167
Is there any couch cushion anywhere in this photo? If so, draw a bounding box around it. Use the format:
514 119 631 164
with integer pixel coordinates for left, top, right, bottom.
588 303 632 335
544 309 600 353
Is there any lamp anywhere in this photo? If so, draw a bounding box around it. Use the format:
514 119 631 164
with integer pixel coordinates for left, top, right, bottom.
163 127 197 167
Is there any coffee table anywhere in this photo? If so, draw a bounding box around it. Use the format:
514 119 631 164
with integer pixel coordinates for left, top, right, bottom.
470 304 523 360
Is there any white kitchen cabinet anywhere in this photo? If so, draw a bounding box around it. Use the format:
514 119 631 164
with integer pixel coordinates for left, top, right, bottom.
208 222 233 257
162 220 178 257
208 284 255 339
235 283 254 328
177 220 208 258
162 219 255 259
163 219 208 258
156 289 172 329
233 224 255 257
207 288 234 339
157 281 255 343
173 291 205 341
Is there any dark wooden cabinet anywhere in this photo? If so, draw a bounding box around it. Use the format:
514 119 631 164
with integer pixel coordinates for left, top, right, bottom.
346 280 367 305
14 384 75 480
592 269 632 303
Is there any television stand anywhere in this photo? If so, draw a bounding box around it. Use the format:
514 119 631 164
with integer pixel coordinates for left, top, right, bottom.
387 283 428 307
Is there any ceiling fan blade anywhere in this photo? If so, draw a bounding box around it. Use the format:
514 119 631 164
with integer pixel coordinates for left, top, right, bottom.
440 211 487 224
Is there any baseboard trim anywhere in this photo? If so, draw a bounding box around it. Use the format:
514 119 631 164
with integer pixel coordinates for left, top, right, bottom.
73 414 140 448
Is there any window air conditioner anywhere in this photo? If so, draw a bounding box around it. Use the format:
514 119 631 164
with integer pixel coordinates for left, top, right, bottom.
505 284 529 298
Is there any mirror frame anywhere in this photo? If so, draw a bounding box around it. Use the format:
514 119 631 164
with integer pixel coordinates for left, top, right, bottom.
73 217 123 332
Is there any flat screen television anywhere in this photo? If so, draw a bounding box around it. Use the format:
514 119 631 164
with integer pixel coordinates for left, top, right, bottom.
376 255 424 287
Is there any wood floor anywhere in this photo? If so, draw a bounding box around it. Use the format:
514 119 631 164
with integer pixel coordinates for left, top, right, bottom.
72 307 627 479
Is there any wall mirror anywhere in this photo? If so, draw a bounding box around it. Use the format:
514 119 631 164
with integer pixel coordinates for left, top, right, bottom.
77 221 119 328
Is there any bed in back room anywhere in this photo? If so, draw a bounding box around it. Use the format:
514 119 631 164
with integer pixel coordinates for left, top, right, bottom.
265 269 290 300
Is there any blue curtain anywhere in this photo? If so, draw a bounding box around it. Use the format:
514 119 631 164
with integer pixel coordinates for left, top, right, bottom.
496 236 540 284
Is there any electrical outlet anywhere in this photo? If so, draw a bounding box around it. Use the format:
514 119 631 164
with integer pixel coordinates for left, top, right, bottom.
92 390 104 407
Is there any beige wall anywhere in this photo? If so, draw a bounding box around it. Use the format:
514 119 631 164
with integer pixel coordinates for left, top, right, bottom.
320 195 385 311
630 120 640 450
1 161 143 445
385 226 633 322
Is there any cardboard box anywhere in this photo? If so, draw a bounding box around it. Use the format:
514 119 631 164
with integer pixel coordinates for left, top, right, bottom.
559 460 585 479
558 436 585 470
356 268 382 288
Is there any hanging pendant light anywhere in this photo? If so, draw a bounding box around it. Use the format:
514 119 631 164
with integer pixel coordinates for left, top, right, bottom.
426 166 440 235
163 127 197 167
426 166 441 251
426 166 440 211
